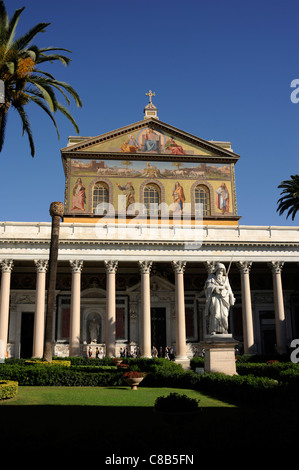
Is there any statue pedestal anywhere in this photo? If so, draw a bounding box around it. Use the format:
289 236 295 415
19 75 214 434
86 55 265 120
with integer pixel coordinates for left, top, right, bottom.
200 334 238 376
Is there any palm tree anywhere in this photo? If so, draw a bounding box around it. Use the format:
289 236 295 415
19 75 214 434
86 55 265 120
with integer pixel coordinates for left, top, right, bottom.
0 1 82 156
277 175 299 221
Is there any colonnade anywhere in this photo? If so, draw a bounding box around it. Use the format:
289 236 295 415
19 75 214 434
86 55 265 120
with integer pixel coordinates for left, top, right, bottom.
0 258 288 359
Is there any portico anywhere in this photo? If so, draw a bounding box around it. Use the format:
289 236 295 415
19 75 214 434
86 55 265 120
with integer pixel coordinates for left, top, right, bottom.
0 222 298 360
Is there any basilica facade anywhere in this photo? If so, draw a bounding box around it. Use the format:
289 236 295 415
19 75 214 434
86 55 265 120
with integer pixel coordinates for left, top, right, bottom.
0 96 298 361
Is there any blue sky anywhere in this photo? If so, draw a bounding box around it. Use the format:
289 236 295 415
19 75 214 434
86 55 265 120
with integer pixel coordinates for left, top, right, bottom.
1 0 298 225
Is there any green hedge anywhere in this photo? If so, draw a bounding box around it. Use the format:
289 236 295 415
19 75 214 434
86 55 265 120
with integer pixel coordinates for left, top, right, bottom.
0 364 124 386
0 380 18 400
236 362 299 380
1 357 298 407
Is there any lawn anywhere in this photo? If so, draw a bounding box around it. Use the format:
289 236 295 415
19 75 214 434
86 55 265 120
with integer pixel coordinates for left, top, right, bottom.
0 386 297 454
0 385 231 407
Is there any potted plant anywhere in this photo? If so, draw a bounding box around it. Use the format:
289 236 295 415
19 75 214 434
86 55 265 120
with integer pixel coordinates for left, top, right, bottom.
153 393 201 423
123 371 146 390
112 357 123 366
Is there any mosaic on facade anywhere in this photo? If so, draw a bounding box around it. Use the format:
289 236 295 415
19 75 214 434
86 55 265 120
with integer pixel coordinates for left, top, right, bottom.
76 127 217 156
67 157 235 216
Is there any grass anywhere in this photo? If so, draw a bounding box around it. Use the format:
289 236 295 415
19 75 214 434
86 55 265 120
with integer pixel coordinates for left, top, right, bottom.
0 386 231 407
0 386 297 454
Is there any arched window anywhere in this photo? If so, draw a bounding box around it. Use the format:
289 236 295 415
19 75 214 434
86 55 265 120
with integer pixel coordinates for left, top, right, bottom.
194 185 210 217
92 182 109 214
144 183 160 215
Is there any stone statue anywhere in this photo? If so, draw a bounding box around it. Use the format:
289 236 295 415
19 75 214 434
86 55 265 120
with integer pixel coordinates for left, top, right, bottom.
204 262 235 335
89 316 100 343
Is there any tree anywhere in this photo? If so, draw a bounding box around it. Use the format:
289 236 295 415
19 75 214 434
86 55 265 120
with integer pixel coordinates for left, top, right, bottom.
277 175 299 221
43 201 64 362
0 1 82 157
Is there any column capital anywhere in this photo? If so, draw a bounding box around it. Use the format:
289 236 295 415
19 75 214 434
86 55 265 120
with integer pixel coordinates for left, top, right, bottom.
237 261 252 274
104 260 118 273
268 261 284 274
70 260 83 273
0 259 13 273
34 259 48 273
138 260 152 274
172 260 186 274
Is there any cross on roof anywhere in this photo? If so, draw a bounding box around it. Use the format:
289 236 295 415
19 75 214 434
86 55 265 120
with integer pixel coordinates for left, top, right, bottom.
146 90 155 104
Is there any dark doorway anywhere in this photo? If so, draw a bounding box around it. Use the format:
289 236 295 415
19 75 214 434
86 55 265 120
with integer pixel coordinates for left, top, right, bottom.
262 328 277 355
151 307 166 356
260 310 276 355
20 313 34 358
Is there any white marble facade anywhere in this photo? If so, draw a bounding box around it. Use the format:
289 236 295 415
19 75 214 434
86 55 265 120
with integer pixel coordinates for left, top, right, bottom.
0 221 299 359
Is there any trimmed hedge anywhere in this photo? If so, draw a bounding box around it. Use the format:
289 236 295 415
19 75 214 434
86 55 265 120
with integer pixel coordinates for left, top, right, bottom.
0 357 298 407
0 380 18 400
236 362 299 380
25 359 71 367
0 364 124 386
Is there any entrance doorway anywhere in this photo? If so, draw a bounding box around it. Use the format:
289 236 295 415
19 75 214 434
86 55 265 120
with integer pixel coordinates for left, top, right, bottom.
260 310 276 355
262 328 277 355
20 312 34 358
151 307 166 356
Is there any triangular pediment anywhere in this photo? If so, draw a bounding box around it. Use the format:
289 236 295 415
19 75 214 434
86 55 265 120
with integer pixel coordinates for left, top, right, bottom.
127 274 174 293
61 118 239 163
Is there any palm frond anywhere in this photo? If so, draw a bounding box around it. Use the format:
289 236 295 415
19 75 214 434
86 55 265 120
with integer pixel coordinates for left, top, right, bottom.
277 175 299 220
56 101 79 133
0 106 8 151
0 2 82 157
15 104 35 156
0 1 9 36
32 68 56 80
47 78 82 107
36 53 72 66
28 93 60 139
26 75 58 111
5 6 25 52
12 22 50 51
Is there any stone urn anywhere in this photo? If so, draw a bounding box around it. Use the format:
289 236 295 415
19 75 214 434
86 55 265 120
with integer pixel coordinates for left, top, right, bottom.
113 358 123 367
123 372 146 390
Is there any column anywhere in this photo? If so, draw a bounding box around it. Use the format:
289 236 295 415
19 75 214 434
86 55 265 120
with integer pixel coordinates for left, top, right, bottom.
237 261 255 354
172 261 188 360
32 260 48 358
0 259 13 359
268 261 287 354
104 260 118 357
69 260 83 357
138 260 152 358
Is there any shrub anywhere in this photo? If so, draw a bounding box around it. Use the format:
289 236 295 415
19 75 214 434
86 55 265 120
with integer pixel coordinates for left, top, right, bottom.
0 380 18 400
196 372 281 406
154 392 200 412
25 359 71 367
190 357 204 370
236 362 299 381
